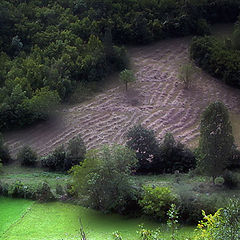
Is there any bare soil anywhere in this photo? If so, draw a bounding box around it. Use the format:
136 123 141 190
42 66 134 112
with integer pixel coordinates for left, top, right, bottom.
4 36 240 157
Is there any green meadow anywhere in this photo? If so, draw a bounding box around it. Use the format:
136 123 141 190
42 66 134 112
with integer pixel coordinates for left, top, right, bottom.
0 197 194 240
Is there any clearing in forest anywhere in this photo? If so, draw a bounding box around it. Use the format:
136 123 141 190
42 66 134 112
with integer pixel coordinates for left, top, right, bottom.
4 36 240 156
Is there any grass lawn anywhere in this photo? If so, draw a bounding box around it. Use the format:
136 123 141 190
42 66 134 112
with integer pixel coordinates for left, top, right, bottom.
0 197 33 238
1 200 194 240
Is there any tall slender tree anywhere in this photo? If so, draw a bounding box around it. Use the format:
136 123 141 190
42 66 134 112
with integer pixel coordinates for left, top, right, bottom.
197 102 234 183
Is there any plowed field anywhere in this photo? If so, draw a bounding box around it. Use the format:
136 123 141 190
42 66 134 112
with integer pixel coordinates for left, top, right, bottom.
5 36 240 156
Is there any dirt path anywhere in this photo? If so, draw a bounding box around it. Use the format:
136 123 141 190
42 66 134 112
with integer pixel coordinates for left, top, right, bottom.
4 37 240 157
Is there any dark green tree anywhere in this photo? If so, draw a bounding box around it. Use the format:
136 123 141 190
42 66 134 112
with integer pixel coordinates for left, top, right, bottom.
126 124 160 173
71 145 137 213
197 102 234 183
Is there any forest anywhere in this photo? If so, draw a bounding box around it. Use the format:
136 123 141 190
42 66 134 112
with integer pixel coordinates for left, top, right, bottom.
1 0 240 240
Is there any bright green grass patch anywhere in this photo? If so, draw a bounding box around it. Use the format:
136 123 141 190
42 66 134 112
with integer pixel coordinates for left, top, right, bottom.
1 201 194 240
0 197 33 237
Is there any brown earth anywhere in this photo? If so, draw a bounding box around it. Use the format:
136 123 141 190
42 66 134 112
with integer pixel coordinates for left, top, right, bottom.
4 36 240 157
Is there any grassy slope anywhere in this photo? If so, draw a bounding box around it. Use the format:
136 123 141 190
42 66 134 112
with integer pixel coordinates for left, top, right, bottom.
1 201 194 240
0 197 33 237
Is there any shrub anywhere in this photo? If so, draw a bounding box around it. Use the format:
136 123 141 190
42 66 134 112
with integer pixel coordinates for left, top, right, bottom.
195 19 211 36
190 36 240 88
126 124 160 173
157 133 196 174
195 199 240 240
214 177 225 186
36 182 55 202
0 159 2 172
41 145 66 171
66 134 86 171
178 63 195 89
0 134 11 164
56 184 64 196
17 145 37 167
179 192 218 224
139 185 178 221
71 145 137 213
41 135 86 172
223 170 239 189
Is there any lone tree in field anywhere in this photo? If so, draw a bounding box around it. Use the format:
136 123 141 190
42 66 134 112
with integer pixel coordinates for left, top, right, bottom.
178 63 194 89
119 69 136 91
197 102 234 183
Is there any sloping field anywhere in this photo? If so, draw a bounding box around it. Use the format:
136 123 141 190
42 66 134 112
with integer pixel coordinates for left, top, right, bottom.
0 197 32 238
4 36 240 156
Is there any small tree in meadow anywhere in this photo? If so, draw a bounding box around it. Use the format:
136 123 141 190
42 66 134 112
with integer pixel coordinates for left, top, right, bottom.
197 102 234 183
119 69 136 91
178 63 194 89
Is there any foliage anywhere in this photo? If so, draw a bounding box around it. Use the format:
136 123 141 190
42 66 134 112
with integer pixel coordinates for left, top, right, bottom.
139 185 178 221
126 124 160 173
71 145 137 213
178 63 195 89
66 134 86 171
195 199 240 240
41 145 66 171
0 133 11 164
41 134 86 172
119 69 136 91
197 102 234 182
178 190 218 225
17 145 38 167
190 35 240 88
223 170 239 189
36 182 55 202
158 133 196 174
167 204 179 240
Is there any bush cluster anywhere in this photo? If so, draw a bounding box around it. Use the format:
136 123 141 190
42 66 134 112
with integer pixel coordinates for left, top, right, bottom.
0 180 57 201
17 145 38 167
190 36 240 88
0 133 11 165
139 185 178 221
127 125 196 174
41 134 86 172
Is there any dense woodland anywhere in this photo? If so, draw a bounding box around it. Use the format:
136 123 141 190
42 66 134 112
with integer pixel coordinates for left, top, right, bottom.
1 0 240 130
1 1 240 239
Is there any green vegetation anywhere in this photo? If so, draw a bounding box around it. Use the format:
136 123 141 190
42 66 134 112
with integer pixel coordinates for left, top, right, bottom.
41 134 86 172
190 24 240 88
126 125 196 174
17 145 38 167
119 69 136 91
197 102 234 182
178 63 195 89
139 186 178 221
71 145 137 213
2 198 182 240
0 197 32 237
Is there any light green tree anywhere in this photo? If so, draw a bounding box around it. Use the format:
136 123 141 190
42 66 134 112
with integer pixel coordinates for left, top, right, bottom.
119 69 136 91
71 144 137 213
